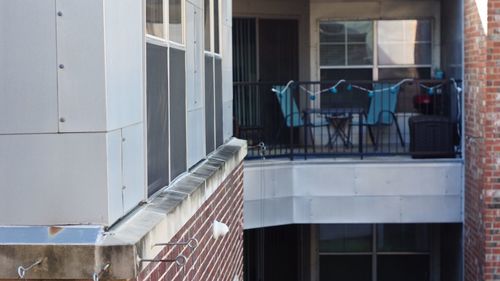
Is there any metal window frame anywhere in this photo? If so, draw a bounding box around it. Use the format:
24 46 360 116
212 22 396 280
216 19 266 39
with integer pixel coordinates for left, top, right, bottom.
317 224 432 281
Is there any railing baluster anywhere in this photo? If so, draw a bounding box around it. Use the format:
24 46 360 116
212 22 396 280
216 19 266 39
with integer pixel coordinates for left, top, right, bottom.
233 79 462 160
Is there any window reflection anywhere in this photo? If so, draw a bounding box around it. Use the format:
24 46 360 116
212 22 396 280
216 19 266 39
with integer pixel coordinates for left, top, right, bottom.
169 0 183 43
146 0 164 38
204 0 211 51
319 224 372 252
378 20 432 65
319 21 373 66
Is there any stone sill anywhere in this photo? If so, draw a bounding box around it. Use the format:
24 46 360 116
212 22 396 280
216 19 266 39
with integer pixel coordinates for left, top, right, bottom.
0 138 247 280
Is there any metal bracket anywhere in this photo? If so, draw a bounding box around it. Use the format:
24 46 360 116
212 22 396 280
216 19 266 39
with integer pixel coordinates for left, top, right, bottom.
153 237 199 249
92 263 110 281
139 254 187 267
17 258 43 279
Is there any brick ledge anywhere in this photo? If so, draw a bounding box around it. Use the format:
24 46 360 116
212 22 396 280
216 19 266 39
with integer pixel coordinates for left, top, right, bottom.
0 138 247 280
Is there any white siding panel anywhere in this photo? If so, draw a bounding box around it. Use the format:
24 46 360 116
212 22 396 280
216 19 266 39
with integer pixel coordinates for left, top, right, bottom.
57 0 106 132
0 133 109 225
122 124 146 212
400 196 462 222
104 0 144 130
186 3 206 167
106 130 123 224
187 109 206 167
0 0 59 134
221 2 233 141
243 160 464 229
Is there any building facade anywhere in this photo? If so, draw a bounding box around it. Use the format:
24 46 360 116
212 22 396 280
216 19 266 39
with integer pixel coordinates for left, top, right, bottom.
0 0 244 280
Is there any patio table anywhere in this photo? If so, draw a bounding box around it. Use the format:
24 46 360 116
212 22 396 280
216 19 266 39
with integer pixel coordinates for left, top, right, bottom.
303 107 365 157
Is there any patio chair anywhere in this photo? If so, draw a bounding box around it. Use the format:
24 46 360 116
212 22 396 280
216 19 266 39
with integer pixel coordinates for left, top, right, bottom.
351 83 405 150
273 85 330 149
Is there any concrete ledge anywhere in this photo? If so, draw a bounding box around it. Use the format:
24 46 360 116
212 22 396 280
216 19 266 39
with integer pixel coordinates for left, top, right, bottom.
0 138 247 279
244 158 463 229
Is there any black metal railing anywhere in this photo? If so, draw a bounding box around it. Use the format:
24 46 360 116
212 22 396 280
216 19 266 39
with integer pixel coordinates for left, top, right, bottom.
233 79 462 160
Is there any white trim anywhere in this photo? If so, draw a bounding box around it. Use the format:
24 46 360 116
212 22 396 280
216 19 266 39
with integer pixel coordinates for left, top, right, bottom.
169 40 186 50
142 0 149 201
319 65 373 69
146 34 169 46
378 64 433 68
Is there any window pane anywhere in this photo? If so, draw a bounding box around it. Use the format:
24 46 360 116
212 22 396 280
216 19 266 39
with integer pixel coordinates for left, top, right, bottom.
378 42 431 65
378 255 430 281
319 224 372 252
146 0 164 38
169 0 183 43
348 44 372 65
214 0 220 53
320 44 345 66
320 255 372 281
378 21 404 42
378 67 431 80
147 43 169 195
204 0 211 51
376 224 430 252
320 68 373 81
378 43 405 65
414 43 432 64
320 22 345 43
346 21 373 43
412 20 432 42
377 20 432 65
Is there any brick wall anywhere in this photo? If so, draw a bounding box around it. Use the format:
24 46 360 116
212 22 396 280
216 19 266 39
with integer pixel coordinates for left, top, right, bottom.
464 0 500 279
137 163 244 281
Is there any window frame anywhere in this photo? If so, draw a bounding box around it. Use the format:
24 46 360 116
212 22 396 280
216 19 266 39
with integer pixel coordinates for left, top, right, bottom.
204 0 222 56
318 224 432 281
319 20 374 68
145 0 186 48
319 18 433 81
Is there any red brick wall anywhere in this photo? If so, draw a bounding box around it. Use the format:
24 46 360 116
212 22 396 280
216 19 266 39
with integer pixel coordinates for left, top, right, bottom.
464 0 500 279
137 163 244 281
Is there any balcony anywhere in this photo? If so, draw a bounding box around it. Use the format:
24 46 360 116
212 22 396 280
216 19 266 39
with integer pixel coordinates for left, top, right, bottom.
234 79 463 228
234 79 462 160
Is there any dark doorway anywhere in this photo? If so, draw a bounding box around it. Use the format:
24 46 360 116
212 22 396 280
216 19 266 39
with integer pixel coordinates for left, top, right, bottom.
233 18 299 147
258 19 299 82
258 19 299 145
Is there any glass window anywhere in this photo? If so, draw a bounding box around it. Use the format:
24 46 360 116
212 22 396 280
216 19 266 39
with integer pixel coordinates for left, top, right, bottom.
319 19 432 80
146 0 164 38
204 0 211 51
320 21 373 67
169 0 183 43
213 0 220 53
377 20 432 65
146 43 169 195
320 44 345 66
320 255 372 281
377 255 430 281
376 224 430 252
319 224 372 252
378 67 431 80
